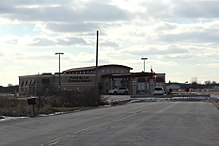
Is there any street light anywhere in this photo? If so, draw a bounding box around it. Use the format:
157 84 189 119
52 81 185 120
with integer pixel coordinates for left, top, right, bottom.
141 57 148 72
55 52 64 93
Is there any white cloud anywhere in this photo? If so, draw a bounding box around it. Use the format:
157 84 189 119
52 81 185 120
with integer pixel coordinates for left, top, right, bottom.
0 0 219 85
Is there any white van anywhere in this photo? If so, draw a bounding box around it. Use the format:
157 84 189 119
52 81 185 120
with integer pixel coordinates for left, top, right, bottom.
153 86 165 95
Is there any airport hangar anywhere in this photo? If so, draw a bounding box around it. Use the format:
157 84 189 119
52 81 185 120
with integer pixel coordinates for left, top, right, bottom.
19 64 165 96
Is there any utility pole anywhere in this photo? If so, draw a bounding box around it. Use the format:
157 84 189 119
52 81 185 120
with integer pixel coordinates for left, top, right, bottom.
141 57 148 72
95 31 99 87
55 52 64 93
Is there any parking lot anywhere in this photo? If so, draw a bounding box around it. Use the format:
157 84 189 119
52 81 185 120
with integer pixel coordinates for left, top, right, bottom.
1 101 218 146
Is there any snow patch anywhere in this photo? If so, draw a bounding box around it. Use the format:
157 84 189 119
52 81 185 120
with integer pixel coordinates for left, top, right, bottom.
0 116 27 122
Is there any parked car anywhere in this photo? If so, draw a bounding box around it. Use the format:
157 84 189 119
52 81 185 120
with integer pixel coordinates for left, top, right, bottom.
153 86 165 95
108 87 129 95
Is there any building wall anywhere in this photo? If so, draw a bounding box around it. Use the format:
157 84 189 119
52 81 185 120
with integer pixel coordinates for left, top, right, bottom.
60 74 96 92
97 65 130 75
100 73 165 95
19 65 165 96
19 65 132 96
19 74 55 96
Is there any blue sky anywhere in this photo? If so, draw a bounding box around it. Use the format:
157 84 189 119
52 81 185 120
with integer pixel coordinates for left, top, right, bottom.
0 0 219 86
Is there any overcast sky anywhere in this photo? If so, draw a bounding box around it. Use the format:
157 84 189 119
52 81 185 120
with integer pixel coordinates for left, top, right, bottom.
0 0 219 86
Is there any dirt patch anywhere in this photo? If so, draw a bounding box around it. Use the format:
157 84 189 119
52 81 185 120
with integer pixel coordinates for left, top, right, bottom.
209 92 219 95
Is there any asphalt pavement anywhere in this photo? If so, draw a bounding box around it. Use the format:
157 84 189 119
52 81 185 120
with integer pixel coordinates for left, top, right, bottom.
0 101 219 146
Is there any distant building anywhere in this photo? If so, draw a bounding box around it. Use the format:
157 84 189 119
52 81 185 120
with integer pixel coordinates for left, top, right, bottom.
19 64 165 96
166 84 181 92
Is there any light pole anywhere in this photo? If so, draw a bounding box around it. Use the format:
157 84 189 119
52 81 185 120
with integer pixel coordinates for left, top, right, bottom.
95 30 99 87
141 57 148 72
55 52 64 93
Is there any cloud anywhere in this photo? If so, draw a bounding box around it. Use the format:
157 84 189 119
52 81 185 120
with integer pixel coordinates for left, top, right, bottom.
1 0 219 85
65 51 95 65
31 36 87 46
46 23 100 33
138 19 219 45
0 0 130 23
122 44 189 57
0 52 4 57
172 1 219 18
159 30 219 43
207 62 219 68
58 37 87 45
32 38 55 46
101 40 119 48
137 0 219 19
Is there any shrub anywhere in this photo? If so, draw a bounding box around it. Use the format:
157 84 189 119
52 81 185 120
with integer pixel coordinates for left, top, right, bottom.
47 87 100 107
0 96 30 116
0 87 101 117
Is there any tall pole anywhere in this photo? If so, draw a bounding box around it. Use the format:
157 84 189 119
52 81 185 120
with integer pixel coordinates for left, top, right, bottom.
141 57 148 72
95 31 99 87
55 52 64 93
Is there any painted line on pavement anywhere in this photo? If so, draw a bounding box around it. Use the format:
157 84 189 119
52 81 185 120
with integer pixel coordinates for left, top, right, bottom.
40 102 174 146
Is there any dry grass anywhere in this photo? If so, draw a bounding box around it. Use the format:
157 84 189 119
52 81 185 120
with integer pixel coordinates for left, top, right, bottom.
0 95 30 117
0 96 74 117
0 95 53 117
0 89 100 117
205 89 219 95
210 92 219 95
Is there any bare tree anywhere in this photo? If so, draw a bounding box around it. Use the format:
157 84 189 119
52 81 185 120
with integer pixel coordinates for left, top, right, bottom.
204 80 211 85
191 77 198 84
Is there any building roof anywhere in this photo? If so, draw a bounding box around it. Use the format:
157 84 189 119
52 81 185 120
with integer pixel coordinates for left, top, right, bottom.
101 72 155 77
63 64 133 73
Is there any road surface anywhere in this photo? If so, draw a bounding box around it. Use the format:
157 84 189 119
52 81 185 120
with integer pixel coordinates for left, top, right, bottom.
0 101 219 146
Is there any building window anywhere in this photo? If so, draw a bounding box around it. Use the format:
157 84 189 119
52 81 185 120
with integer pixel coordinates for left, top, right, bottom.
21 81 24 86
99 83 103 90
138 83 145 91
138 77 146 91
41 79 50 84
